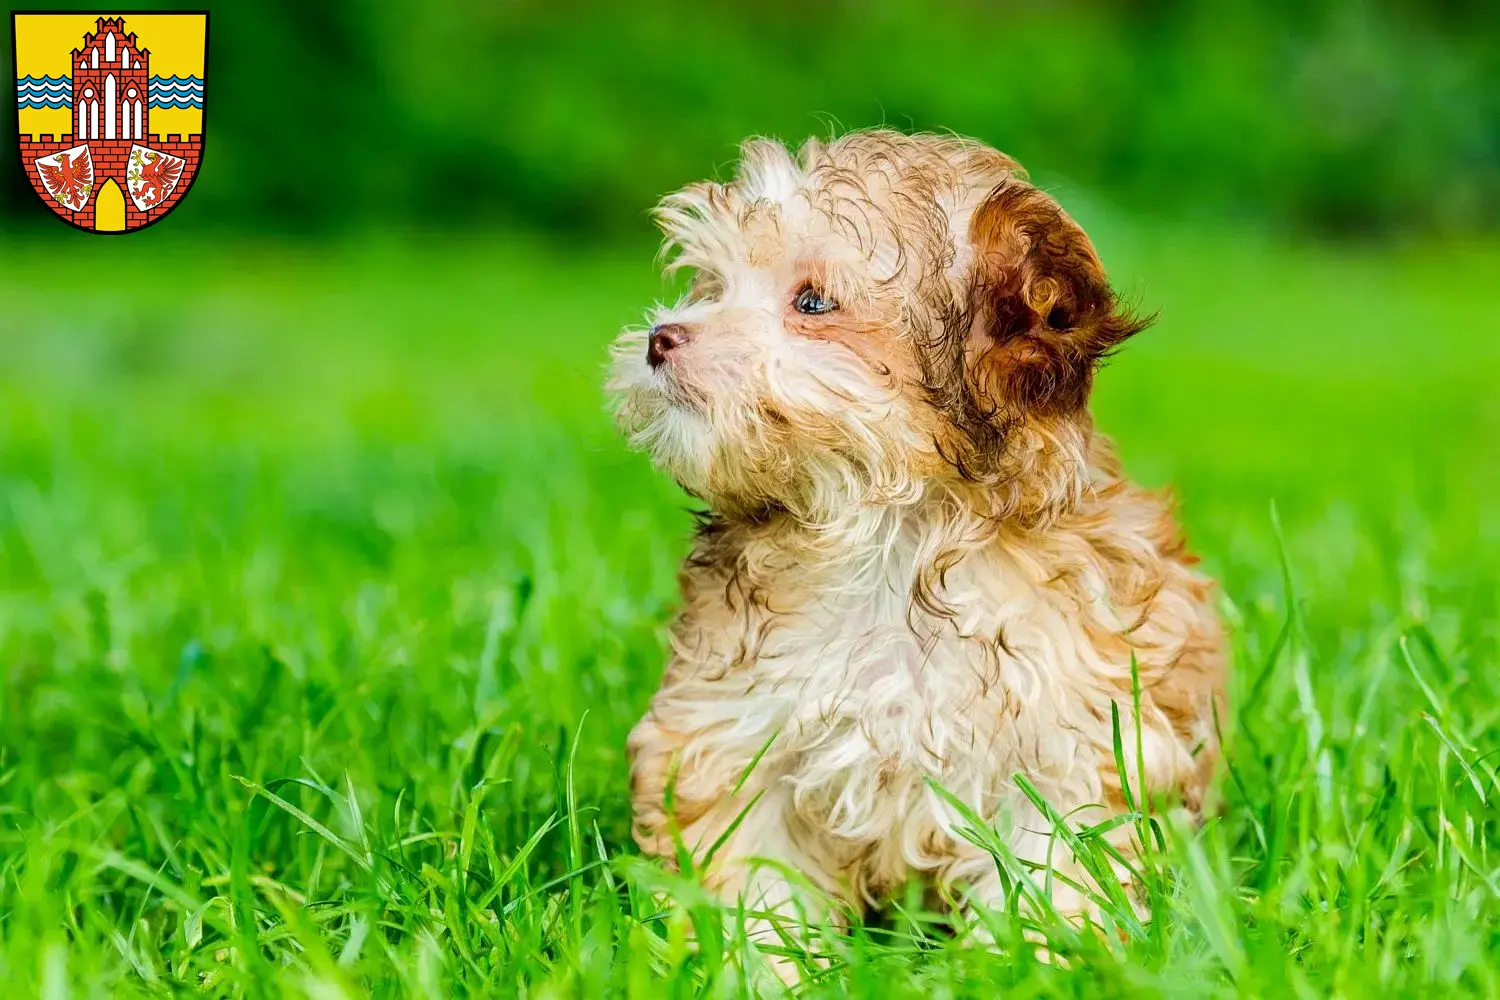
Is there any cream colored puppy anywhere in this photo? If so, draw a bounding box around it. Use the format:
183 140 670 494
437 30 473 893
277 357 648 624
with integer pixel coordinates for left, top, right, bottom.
609 130 1225 957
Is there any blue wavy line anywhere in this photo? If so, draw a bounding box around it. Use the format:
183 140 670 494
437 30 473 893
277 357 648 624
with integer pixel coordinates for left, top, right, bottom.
16 74 204 109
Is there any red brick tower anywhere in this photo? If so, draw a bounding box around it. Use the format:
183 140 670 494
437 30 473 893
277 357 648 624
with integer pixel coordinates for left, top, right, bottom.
71 17 149 143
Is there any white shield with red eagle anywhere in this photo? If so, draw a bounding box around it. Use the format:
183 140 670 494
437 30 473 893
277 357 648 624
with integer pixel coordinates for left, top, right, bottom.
127 144 187 212
34 143 95 212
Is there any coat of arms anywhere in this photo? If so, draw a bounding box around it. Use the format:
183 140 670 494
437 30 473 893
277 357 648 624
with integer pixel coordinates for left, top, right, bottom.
12 11 207 233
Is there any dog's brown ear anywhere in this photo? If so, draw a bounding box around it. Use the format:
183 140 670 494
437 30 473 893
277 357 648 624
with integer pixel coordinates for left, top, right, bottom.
966 182 1149 416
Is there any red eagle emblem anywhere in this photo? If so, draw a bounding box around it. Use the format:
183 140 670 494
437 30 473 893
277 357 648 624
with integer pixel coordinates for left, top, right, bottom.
34 144 94 211
128 145 187 210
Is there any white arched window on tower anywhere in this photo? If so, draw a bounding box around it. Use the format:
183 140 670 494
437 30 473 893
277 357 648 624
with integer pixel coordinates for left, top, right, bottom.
79 87 95 139
91 46 98 69
105 32 114 62
104 74 116 138
126 87 140 141
90 101 98 140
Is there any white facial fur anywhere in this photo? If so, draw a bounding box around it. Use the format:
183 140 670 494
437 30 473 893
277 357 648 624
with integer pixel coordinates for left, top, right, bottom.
608 138 981 525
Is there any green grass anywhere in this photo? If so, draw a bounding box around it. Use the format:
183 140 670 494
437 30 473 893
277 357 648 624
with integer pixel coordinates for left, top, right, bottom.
0 220 1497 997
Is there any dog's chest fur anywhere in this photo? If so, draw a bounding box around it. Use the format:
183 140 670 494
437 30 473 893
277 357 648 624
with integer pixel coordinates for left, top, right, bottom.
666 513 1144 887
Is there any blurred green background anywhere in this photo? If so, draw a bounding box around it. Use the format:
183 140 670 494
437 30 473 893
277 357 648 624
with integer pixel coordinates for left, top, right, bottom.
4 0 1500 237
3 1 1500 995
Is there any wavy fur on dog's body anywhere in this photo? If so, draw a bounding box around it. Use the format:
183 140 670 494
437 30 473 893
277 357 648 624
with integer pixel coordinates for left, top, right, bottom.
610 130 1225 947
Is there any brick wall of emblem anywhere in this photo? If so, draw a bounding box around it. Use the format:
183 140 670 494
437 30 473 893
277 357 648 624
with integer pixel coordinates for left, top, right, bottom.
20 133 202 229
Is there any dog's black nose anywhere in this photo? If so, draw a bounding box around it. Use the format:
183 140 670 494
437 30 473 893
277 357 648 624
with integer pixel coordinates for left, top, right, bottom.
647 323 692 369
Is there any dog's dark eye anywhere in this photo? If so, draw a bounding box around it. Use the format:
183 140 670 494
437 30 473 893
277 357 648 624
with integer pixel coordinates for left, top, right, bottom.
794 286 838 315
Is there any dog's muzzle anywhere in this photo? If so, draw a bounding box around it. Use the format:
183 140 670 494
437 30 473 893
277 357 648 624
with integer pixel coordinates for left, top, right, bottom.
647 323 694 369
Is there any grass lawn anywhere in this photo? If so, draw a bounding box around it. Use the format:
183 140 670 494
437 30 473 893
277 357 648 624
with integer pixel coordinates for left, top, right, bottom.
0 220 1497 997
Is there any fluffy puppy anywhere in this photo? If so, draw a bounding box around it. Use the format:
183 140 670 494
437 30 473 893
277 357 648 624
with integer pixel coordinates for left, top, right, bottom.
608 130 1225 958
